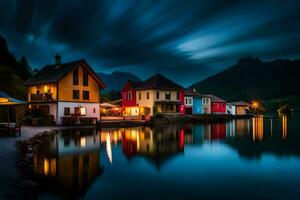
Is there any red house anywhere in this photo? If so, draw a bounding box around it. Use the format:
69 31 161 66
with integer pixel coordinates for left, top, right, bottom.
121 80 142 118
209 95 226 114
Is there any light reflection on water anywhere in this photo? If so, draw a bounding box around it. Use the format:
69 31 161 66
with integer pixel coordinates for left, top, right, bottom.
33 114 300 199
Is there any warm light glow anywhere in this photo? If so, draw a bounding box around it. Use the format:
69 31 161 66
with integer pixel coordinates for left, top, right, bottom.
252 101 259 109
0 98 9 103
44 86 48 92
80 107 86 115
252 116 264 142
106 132 113 164
282 115 288 140
44 158 50 175
80 137 86 147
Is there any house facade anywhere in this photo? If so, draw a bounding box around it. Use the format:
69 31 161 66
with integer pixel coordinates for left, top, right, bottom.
209 95 226 114
202 95 212 114
226 101 250 115
135 74 185 116
184 90 203 114
24 55 105 125
121 80 142 117
121 74 185 117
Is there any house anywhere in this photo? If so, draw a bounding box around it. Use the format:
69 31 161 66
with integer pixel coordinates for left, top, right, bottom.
134 73 185 116
208 95 226 114
24 55 105 125
121 80 142 118
202 95 212 114
226 101 250 115
184 89 203 114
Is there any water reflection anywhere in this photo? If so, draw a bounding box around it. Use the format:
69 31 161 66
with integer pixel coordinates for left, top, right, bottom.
33 115 296 197
33 129 101 193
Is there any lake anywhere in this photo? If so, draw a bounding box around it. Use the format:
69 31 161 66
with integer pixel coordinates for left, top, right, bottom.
31 114 300 199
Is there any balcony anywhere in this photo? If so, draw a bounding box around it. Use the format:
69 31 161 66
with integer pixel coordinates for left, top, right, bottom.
30 93 56 102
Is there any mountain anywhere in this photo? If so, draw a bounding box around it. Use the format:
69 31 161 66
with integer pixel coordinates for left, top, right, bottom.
189 57 300 101
97 71 141 94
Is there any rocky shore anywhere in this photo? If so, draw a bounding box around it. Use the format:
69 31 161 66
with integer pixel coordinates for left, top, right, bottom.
15 129 59 199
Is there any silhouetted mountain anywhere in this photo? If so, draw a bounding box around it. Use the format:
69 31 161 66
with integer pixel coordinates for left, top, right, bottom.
189 57 300 101
97 71 141 94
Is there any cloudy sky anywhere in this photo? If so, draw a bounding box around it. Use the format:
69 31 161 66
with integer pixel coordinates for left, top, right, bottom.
1 0 300 86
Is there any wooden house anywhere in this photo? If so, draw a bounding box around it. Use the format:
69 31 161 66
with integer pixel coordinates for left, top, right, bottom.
24 55 105 125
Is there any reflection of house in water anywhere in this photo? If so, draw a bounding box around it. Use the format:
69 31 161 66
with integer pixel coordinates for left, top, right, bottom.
101 126 185 168
282 115 288 140
33 129 101 193
226 119 251 138
252 116 264 142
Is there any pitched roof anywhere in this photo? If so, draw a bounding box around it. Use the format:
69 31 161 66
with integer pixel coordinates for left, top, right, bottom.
128 80 142 89
227 101 250 106
184 89 201 96
207 94 226 103
24 59 105 88
135 73 184 91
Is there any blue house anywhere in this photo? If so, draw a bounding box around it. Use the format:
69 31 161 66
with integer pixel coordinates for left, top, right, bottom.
184 89 203 114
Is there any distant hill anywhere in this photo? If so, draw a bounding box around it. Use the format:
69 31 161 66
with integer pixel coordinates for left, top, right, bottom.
97 71 141 94
189 57 300 101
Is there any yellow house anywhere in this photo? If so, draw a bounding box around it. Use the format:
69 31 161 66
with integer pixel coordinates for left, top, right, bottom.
24 55 105 125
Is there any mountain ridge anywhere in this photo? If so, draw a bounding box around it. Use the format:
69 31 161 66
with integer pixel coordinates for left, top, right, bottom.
189 57 300 101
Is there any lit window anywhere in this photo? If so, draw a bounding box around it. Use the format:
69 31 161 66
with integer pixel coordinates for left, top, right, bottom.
80 107 86 115
80 137 86 147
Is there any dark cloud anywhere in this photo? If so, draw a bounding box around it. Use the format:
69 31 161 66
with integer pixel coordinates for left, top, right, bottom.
1 0 300 86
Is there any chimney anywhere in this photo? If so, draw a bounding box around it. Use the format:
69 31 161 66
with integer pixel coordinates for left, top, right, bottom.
54 54 62 65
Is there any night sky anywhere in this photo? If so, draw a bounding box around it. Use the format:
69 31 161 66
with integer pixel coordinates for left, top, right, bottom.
1 0 300 86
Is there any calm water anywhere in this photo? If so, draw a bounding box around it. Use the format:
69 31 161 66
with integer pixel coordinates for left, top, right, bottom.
33 114 300 199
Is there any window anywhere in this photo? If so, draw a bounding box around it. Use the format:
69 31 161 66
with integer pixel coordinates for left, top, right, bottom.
147 92 149 99
83 69 88 86
73 68 78 85
165 92 171 100
189 98 192 104
177 92 180 100
156 92 159 99
185 98 188 104
64 107 70 116
83 91 89 100
93 108 96 113
127 92 132 100
139 92 141 100
74 107 81 115
73 90 80 99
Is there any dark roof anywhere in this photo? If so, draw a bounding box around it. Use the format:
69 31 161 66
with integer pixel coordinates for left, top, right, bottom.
128 80 142 89
227 101 250 106
135 73 184 91
24 59 105 88
207 94 226 102
184 89 201 96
